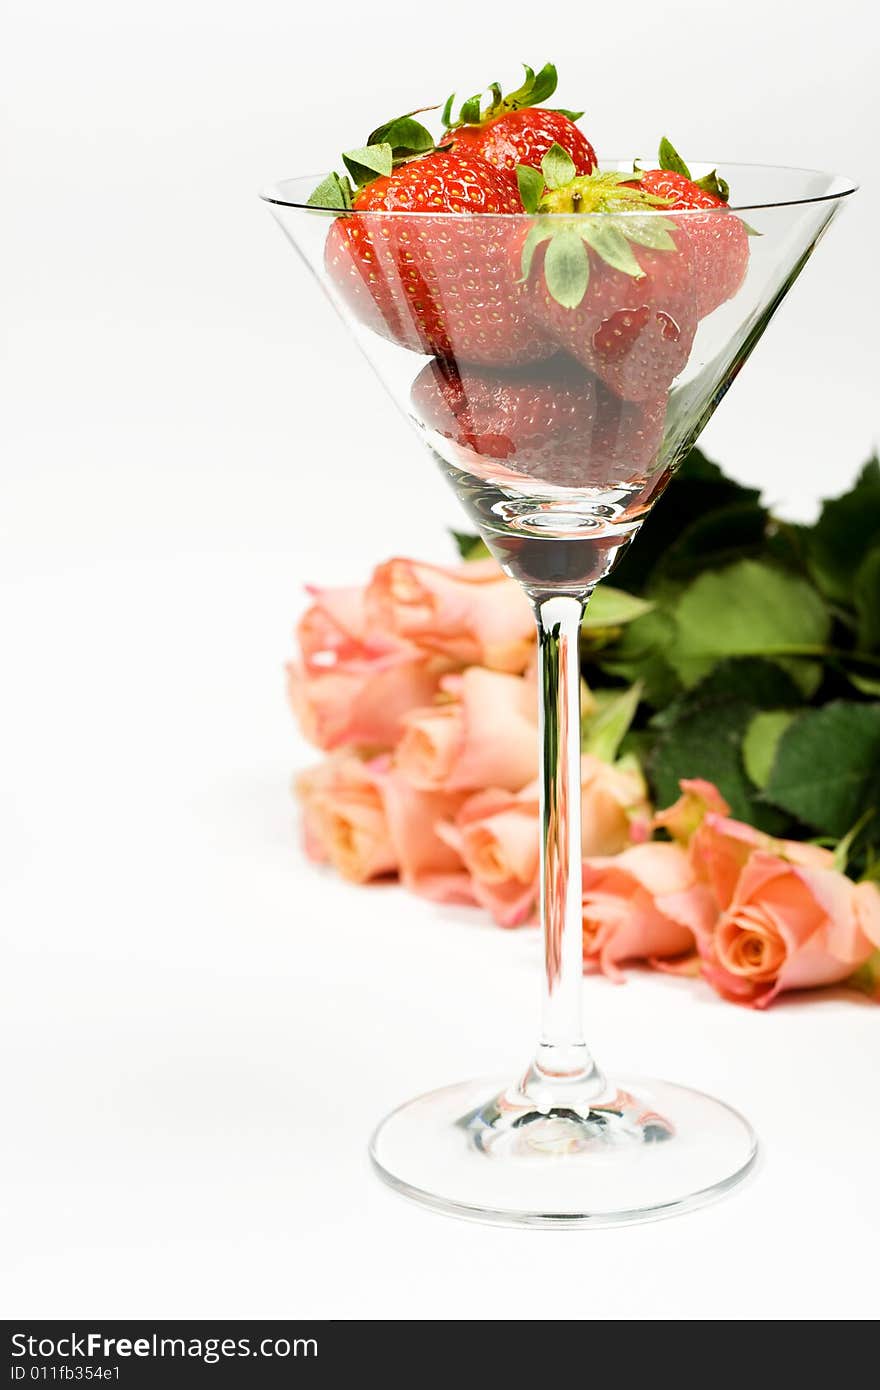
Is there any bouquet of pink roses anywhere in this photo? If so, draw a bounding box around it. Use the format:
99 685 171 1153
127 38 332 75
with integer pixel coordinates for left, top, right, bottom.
290 448 880 1008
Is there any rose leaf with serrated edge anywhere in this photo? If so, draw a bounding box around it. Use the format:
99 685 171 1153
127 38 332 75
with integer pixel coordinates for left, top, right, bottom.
582 682 643 762
762 701 880 838
669 559 831 689
583 586 653 628
742 709 797 788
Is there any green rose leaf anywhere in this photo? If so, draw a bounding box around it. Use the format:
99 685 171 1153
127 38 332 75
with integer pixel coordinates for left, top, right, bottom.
649 696 786 831
584 586 653 629
582 683 643 762
652 658 802 729
648 501 769 595
516 164 545 214
763 701 880 838
543 229 590 308
743 709 797 787
597 608 682 709
450 529 489 561
541 142 577 190
854 547 880 652
669 559 831 689
805 455 880 604
611 447 762 594
647 661 802 831
848 671 880 697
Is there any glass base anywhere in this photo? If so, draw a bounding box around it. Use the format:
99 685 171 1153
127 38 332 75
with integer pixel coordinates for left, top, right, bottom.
370 1074 757 1228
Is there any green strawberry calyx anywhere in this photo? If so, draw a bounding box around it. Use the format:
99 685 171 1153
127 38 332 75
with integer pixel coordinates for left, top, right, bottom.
441 62 584 130
517 146 680 310
656 136 730 202
307 109 441 210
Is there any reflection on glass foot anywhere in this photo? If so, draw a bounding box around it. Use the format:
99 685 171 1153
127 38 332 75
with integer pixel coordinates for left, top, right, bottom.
370 1075 757 1228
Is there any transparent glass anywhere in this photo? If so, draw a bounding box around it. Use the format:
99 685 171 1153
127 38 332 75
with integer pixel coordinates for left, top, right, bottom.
262 164 855 1226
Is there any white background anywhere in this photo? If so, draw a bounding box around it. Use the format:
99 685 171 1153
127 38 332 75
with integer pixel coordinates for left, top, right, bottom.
2 0 878 1320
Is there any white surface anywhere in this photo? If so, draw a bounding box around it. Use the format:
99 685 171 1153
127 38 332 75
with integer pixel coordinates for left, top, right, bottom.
2 0 878 1321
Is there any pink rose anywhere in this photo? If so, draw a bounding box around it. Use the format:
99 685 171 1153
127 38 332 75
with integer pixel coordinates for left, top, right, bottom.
439 785 540 927
396 667 537 792
373 762 474 904
691 813 880 1007
654 778 731 843
581 842 714 982
295 756 398 883
690 812 835 909
581 755 652 857
365 557 534 673
289 585 441 751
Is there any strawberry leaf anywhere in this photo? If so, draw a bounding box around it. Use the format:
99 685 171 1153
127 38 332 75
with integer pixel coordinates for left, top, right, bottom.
658 137 692 180
541 142 577 190
516 164 545 214
519 222 554 280
440 92 455 127
367 113 436 157
694 168 730 202
523 61 558 106
342 142 393 186
551 108 585 121
580 222 646 278
307 171 353 211
460 93 482 124
544 229 590 308
620 215 678 251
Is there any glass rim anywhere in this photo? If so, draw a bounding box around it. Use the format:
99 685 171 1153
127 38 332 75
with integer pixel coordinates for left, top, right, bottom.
260 160 858 216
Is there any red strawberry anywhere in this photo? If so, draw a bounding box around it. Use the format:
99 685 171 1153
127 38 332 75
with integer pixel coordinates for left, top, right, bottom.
513 158 698 401
412 357 667 489
636 142 749 317
324 148 554 367
441 64 596 188
524 241 697 402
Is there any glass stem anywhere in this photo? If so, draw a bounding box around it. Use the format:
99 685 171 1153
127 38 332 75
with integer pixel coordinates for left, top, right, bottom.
529 592 605 1101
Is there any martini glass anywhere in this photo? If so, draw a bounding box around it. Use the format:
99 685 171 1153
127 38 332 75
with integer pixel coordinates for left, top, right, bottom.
263 164 855 1226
